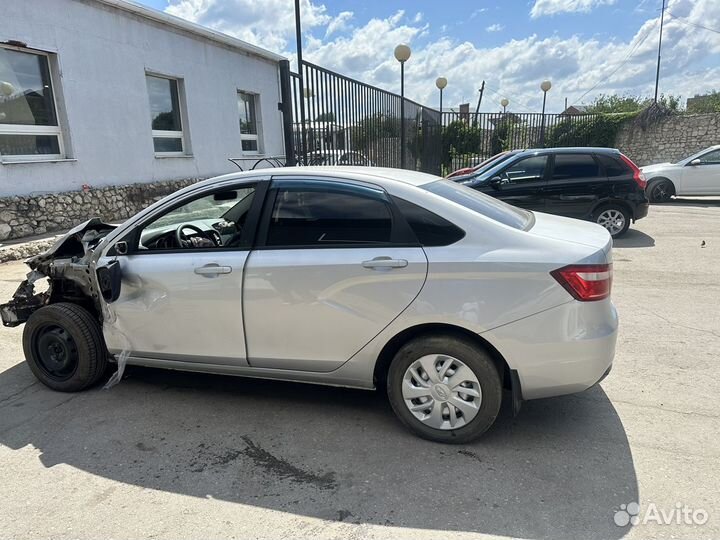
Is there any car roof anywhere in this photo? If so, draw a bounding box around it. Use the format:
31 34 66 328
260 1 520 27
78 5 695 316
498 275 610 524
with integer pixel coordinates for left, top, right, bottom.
200 166 441 190
519 147 621 155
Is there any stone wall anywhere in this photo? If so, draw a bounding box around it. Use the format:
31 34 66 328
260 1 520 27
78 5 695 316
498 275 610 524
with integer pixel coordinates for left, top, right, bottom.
615 113 720 166
0 179 201 242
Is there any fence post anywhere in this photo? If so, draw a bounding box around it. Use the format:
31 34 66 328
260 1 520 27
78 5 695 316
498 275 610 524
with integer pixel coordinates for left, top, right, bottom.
278 60 296 166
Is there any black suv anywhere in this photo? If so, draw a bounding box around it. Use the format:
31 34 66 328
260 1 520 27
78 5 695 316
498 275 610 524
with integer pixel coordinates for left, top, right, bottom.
453 147 649 237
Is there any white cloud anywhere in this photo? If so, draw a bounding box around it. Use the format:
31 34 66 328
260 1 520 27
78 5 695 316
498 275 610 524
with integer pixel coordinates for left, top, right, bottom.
163 0 720 113
470 8 488 19
325 11 353 37
486 23 505 32
530 0 617 18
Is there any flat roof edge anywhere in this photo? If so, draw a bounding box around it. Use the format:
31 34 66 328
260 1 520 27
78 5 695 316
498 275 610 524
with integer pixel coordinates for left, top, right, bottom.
92 0 287 63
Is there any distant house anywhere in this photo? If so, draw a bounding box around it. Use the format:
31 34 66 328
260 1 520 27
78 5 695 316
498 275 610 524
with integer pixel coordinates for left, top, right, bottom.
559 105 591 116
0 0 287 197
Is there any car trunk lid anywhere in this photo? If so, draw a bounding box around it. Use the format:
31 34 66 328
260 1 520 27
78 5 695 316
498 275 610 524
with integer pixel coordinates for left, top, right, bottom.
527 211 612 261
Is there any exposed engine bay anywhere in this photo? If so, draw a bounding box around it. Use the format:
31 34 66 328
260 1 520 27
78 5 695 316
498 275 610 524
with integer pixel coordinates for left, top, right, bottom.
0 219 117 327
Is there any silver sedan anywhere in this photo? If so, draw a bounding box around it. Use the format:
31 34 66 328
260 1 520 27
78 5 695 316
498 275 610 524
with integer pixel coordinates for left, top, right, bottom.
2 167 618 443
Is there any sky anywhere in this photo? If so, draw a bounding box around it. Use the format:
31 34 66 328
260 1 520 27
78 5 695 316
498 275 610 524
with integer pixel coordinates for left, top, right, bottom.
135 0 720 113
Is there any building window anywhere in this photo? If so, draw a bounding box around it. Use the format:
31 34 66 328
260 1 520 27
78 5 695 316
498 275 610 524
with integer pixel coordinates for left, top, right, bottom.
0 46 63 161
238 91 261 154
146 74 185 155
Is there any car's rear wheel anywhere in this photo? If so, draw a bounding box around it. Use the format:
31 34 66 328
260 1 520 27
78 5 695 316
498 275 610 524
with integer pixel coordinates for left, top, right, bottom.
594 204 631 238
647 178 675 203
23 303 108 392
387 334 502 444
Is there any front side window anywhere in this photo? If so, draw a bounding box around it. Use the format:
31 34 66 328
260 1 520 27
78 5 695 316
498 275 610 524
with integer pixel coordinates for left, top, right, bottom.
501 155 548 184
0 47 63 160
266 184 392 247
698 149 720 164
238 91 261 153
552 154 600 180
146 75 184 154
138 185 256 250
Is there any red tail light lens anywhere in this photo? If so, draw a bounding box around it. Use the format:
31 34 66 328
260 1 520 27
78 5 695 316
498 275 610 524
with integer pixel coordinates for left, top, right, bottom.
620 153 647 189
551 264 613 301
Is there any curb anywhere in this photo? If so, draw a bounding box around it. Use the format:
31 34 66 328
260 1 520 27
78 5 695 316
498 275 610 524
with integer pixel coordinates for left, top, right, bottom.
0 236 60 265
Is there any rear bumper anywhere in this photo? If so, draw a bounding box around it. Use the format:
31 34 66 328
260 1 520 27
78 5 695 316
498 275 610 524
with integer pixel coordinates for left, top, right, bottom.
481 299 618 400
633 201 649 221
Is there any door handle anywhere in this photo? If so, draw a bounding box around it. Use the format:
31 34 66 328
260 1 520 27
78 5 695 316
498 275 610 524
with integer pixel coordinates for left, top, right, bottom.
194 264 232 276
362 257 408 269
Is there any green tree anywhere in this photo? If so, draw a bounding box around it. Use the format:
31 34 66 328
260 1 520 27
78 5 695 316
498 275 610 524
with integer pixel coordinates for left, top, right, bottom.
586 93 682 113
686 91 720 113
315 112 336 122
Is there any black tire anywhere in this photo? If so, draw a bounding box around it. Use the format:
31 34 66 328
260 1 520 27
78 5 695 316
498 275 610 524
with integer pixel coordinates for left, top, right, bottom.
647 178 675 203
22 303 108 392
593 204 631 238
387 334 502 444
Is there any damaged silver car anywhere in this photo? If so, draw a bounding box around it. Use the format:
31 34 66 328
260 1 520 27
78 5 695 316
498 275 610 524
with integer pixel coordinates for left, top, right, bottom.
2 167 618 443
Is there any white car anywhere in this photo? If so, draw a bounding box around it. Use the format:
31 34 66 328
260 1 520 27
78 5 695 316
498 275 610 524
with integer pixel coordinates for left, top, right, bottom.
642 145 720 202
2 167 617 443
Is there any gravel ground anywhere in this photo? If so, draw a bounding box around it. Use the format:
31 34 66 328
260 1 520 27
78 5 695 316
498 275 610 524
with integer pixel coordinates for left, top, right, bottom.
0 198 718 540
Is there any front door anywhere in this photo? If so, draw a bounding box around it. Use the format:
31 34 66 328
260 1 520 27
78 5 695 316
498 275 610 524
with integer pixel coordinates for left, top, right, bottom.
100 182 262 366
243 178 428 372
483 154 548 211
682 149 720 195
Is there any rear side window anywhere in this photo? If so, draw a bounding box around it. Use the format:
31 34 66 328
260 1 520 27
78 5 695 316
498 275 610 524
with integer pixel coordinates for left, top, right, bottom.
596 154 629 177
266 185 392 246
552 154 600 179
392 196 465 246
423 180 534 231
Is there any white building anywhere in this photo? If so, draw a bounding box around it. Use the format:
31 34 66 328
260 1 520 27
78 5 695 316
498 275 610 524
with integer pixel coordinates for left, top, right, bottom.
0 0 287 197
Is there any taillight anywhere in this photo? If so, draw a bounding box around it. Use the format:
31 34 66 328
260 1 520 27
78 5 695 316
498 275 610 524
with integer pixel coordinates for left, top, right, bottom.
620 153 647 189
551 263 613 301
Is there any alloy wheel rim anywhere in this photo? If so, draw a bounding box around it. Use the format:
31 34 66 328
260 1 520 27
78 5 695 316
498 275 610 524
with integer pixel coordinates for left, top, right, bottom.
653 183 670 200
34 324 79 381
401 354 482 430
597 209 626 235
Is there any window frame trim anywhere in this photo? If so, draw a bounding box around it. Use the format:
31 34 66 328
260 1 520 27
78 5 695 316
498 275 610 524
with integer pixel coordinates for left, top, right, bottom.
146 72 186 157
254 176 419 250
0 45 65 162
237 90 262 155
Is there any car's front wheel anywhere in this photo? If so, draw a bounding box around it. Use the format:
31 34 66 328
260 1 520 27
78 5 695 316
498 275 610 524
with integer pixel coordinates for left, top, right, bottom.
23 303 108 392
387 334 502 444
594 204 631 238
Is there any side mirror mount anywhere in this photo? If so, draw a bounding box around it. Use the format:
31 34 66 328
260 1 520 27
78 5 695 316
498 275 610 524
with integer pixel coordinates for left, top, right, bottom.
689 158 702 166
489 176 503 189
115 241 128 256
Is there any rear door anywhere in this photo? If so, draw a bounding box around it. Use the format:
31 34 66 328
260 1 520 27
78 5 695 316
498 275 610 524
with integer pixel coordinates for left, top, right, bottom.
482 154 548 211
543 153 607 219
242 177 427 372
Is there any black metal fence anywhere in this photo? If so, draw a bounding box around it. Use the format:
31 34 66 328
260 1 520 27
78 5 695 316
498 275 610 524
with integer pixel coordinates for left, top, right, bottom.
288 61 442 175
281 61 611 176
440 111 606 173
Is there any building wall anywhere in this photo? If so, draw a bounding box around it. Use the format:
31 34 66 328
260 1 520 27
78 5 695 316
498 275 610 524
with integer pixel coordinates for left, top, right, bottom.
615 113 720 166
0 0 285 198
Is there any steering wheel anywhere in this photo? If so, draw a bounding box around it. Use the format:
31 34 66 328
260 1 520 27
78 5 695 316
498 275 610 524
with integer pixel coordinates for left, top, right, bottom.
175 223 219 248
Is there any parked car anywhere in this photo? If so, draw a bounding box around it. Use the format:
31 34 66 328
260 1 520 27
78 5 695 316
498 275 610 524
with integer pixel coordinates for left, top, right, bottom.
446 150 522 179
453 147 649 237
642 145 720 202
1 167 617 444
307 150 374 166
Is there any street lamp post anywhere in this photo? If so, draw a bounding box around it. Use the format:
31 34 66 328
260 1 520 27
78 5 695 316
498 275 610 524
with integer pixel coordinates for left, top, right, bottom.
501 98 509 114
435 77 447 114
394 44 411 169
539 80 552 147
